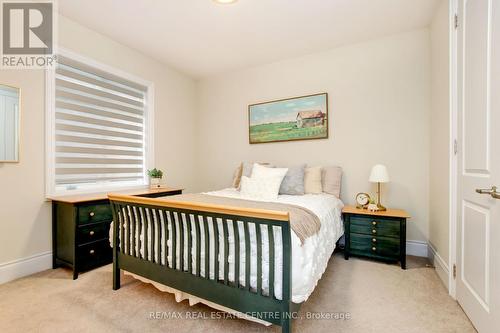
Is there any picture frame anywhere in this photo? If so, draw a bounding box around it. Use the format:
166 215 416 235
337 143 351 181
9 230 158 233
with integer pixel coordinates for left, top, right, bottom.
248 92 328 144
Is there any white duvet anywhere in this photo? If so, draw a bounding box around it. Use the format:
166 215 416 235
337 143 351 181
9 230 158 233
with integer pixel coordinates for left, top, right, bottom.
110 188 344 303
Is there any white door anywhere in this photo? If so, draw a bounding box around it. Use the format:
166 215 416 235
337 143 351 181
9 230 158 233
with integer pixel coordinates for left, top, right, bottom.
456 0 500 332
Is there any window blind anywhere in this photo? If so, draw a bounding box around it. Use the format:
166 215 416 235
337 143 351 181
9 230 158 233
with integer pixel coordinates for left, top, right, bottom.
54 56 148 191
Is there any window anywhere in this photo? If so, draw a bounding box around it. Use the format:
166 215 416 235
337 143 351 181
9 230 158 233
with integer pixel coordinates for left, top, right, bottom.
46 51 154 195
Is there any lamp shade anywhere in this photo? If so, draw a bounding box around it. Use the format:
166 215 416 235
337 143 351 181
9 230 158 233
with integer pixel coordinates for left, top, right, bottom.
369 164 390 183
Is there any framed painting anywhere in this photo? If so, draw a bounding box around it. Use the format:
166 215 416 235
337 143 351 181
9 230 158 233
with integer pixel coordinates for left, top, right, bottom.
248 93 328 144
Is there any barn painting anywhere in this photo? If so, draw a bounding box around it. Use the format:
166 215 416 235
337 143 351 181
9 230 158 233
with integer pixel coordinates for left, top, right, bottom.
248 93 328 144
296 110 325 128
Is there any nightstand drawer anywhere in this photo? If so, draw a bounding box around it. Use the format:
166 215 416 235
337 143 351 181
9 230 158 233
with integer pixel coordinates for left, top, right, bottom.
77 239 112 272
350 233 400 258
78 221 111 245
350 216 400 238
78 203 112 224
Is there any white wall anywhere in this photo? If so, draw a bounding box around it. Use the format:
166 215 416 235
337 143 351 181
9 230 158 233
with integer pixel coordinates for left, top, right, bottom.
0 15 197 281
196 29 432 243
429 0 451 286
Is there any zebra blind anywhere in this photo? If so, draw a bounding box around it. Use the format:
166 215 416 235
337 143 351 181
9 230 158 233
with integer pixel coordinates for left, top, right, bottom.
54 56 148 192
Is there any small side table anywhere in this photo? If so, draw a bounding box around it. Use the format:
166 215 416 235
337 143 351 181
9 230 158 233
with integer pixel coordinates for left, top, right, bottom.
342 206 410 269
49 186 183 279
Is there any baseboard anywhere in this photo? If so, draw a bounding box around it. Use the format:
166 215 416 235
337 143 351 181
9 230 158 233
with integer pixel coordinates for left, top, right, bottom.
406 240 428 257
428 243 450 289
0 251 52 285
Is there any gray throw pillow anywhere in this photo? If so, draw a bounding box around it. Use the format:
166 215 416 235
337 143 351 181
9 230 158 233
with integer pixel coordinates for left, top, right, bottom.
236 162 272 189
241 162 272 178
279 164 306 195
241 162 255 178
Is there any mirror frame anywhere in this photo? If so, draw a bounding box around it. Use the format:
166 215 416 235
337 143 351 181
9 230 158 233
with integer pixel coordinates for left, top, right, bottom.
0 84 21 163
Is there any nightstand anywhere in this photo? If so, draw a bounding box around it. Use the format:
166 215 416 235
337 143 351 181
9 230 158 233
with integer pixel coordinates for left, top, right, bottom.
342 206 410 269
49 186 183 279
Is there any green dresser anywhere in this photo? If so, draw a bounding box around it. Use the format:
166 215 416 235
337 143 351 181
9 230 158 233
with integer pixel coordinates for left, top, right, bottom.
50 187 183 279
342 206 410 269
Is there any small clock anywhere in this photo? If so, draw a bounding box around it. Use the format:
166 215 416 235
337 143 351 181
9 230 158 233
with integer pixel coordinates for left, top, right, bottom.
355 192 371 209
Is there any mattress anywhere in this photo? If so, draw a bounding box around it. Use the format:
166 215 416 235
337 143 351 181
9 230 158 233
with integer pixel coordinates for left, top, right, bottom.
110 188 344 303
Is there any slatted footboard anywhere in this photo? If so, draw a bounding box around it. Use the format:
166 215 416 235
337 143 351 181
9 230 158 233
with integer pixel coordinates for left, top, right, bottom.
108 194 299 333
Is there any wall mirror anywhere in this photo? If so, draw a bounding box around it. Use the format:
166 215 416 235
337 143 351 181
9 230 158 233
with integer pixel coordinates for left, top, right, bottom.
0 84 20 162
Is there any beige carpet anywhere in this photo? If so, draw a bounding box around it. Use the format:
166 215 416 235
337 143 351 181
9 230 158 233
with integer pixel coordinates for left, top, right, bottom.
0 253 475 333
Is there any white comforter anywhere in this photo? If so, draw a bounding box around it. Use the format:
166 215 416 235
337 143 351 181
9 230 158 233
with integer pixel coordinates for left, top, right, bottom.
110 189 344 303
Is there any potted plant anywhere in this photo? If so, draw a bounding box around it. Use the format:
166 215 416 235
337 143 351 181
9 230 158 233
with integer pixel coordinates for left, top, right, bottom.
147 168 164 189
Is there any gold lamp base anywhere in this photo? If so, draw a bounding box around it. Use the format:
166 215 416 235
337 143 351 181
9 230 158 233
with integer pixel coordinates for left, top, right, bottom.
376 182 387 211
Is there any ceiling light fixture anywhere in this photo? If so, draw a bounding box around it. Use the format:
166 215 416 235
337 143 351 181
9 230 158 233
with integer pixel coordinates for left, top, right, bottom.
213 0 238 4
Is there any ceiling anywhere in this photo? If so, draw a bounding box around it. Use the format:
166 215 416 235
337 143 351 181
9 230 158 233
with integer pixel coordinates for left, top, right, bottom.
58 0 440 79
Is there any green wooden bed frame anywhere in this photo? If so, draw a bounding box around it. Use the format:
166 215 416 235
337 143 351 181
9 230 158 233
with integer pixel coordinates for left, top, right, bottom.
108 194 302 333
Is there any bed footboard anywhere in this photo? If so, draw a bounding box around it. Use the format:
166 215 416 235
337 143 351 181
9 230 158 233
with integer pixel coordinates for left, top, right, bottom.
108 194 297 333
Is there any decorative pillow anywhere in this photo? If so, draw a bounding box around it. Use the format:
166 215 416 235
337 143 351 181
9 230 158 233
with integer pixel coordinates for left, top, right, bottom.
231 163 243 188
232 162 270 188
322 166 343 198
251 163 288 181
242 162 256 178
239 176 283 201
279 164 306 195
304 166 323 194
243 161 274 177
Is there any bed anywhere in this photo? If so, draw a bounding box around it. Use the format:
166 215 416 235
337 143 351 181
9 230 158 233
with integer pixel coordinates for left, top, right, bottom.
108 187 344 333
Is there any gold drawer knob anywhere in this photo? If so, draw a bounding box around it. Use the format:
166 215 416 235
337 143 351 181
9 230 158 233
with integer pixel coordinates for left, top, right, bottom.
372 247 377 251
372 221 377 225
372 229 377 234
89 212 95 217
89 249 95 254
89 230 95 236
372 238 377 242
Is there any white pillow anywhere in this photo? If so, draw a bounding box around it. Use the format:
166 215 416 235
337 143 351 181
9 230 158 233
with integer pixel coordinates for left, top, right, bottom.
251 163 289 180
239 176 284 200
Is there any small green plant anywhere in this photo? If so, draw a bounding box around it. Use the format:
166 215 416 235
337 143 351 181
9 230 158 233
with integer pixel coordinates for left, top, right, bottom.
147 168 163 179
369 198 375 204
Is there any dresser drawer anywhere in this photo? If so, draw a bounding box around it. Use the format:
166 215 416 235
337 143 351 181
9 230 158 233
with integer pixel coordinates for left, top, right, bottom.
350 216 400 238
350 233 400 258
78 221 111 245
78 203 112 225
77 239 112 272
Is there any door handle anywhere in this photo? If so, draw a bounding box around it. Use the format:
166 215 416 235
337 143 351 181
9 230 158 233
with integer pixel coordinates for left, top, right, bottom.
476 186 500 199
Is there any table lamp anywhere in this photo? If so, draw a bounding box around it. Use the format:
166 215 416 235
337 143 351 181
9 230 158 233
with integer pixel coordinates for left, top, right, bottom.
369 164 389 211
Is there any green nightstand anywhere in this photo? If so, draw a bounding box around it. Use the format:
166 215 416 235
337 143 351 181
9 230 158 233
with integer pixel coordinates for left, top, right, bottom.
342 206 410 269
49 186 183 279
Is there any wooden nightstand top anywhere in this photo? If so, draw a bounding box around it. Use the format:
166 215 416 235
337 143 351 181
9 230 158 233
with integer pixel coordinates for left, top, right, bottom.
342 205 410 219
48 186 184 204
